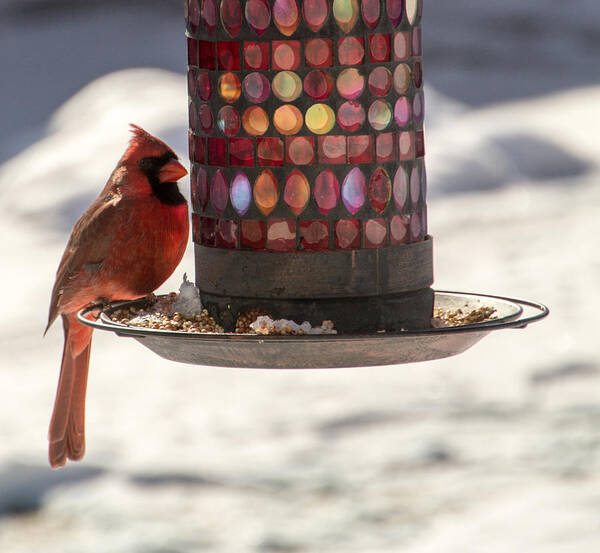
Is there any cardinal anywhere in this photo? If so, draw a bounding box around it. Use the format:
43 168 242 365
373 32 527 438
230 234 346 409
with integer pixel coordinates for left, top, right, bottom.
45 125 189 468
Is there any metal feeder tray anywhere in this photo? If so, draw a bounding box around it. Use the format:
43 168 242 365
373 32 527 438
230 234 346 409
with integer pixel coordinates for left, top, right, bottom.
78 291 548 369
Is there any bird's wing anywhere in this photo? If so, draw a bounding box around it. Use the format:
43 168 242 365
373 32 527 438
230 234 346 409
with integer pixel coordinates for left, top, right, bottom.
46 192 123 332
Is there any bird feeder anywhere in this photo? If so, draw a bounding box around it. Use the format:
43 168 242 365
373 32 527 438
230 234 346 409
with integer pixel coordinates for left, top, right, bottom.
80 0 547 367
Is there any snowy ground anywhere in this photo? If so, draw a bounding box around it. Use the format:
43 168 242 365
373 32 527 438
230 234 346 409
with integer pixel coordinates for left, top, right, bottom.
1 2 600 553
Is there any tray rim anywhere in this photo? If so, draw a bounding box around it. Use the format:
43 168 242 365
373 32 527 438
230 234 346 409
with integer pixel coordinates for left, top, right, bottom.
77 291 548 341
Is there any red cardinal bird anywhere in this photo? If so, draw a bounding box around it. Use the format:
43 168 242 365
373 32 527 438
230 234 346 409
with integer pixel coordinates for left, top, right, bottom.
45 125 189 468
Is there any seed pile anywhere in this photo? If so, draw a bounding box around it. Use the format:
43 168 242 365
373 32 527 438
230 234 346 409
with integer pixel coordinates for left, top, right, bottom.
250 316 337 335
431 306 497 328
110 293 223 333
235 307 272 334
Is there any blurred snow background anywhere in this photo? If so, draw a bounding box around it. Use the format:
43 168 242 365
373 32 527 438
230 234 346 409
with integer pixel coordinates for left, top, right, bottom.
1 1 599 552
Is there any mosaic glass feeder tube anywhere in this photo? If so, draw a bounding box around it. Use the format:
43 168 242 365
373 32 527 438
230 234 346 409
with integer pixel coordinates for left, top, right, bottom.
186 0 432 332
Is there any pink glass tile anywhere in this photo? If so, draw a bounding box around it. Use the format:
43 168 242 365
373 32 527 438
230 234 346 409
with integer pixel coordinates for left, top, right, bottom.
198 104 213 135
244 41 269 70
394 97 411 127
338 36 365 65
318 135 346 164
273 0 301 36
300 220 330 251
361 0 381 30
286 136 315 165
347 135 374 164
216 219 239 248
335 219 361 249
272 40 301 70
305 38 333 67
390 214 409 245
368 66 392 97
217 105 241 136
257 137 284 166
241 220 267 249
303 0 329 32
413 90 424 124
409 211 423 242
246 0 271 36
410 165 420 206
386 0 404 27
187 0 201 33
230 171 252 215
393 31 410 60
192 166 209 211
189 101 199 133
393 165 408 210
342 167 367 214
313 169 340 215
398 131 414 161
197 71 212 101
376 132 395 163
364 218 388 248
412 26 422 56
267 219 296 251
229 137 254 166
337 101 365 132
243 72 271 103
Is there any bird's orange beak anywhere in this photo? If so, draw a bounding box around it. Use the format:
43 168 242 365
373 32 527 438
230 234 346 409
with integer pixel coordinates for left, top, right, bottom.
159 159 188 183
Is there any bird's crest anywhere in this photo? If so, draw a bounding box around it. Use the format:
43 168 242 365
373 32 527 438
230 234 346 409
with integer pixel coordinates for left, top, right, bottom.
123 124 174 161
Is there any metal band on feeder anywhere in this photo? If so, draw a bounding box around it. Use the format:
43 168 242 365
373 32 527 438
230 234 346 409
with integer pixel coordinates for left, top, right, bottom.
186 0 432 332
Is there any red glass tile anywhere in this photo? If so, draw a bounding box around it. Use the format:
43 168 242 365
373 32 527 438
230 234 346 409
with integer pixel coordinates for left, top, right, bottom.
201 0 217 34
189 101 198 133
376 133 395 163
361 0 381 30
416 131 425 157
368 168 392 214
313 169 340 215
229 137 254 166
198 104 213 134
267 219 296 251
187 0 200 34
197 71 212 101
210 170 229 214
347 135 374 164
257 137 284 166
244 41 269 70
364 218 387 248
187 37 199 66
335 219 361 249
191 212 201 243
398 131 414 161
286 136 314 165
246 0 271 37
318 135 346 164
337 102 365 132
412 27 422 56
338 36 365 65
305 38 333 67
200 216 216 246
368 66 392 97
303 0 329 32
216 219 239 249
187 68 197 97
368 34 390 62
241 220 266 249
188 131 194 161
393 31 411 60
304 70 334 100
390 214 409 245
197 40 215 69
192 166 209 211
221 0 242 37
208 137 227 166
300 221 330 251
413 60 423 88
386 0 404 27
272 40 301 70
217 41 240 70
193 135 206 164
